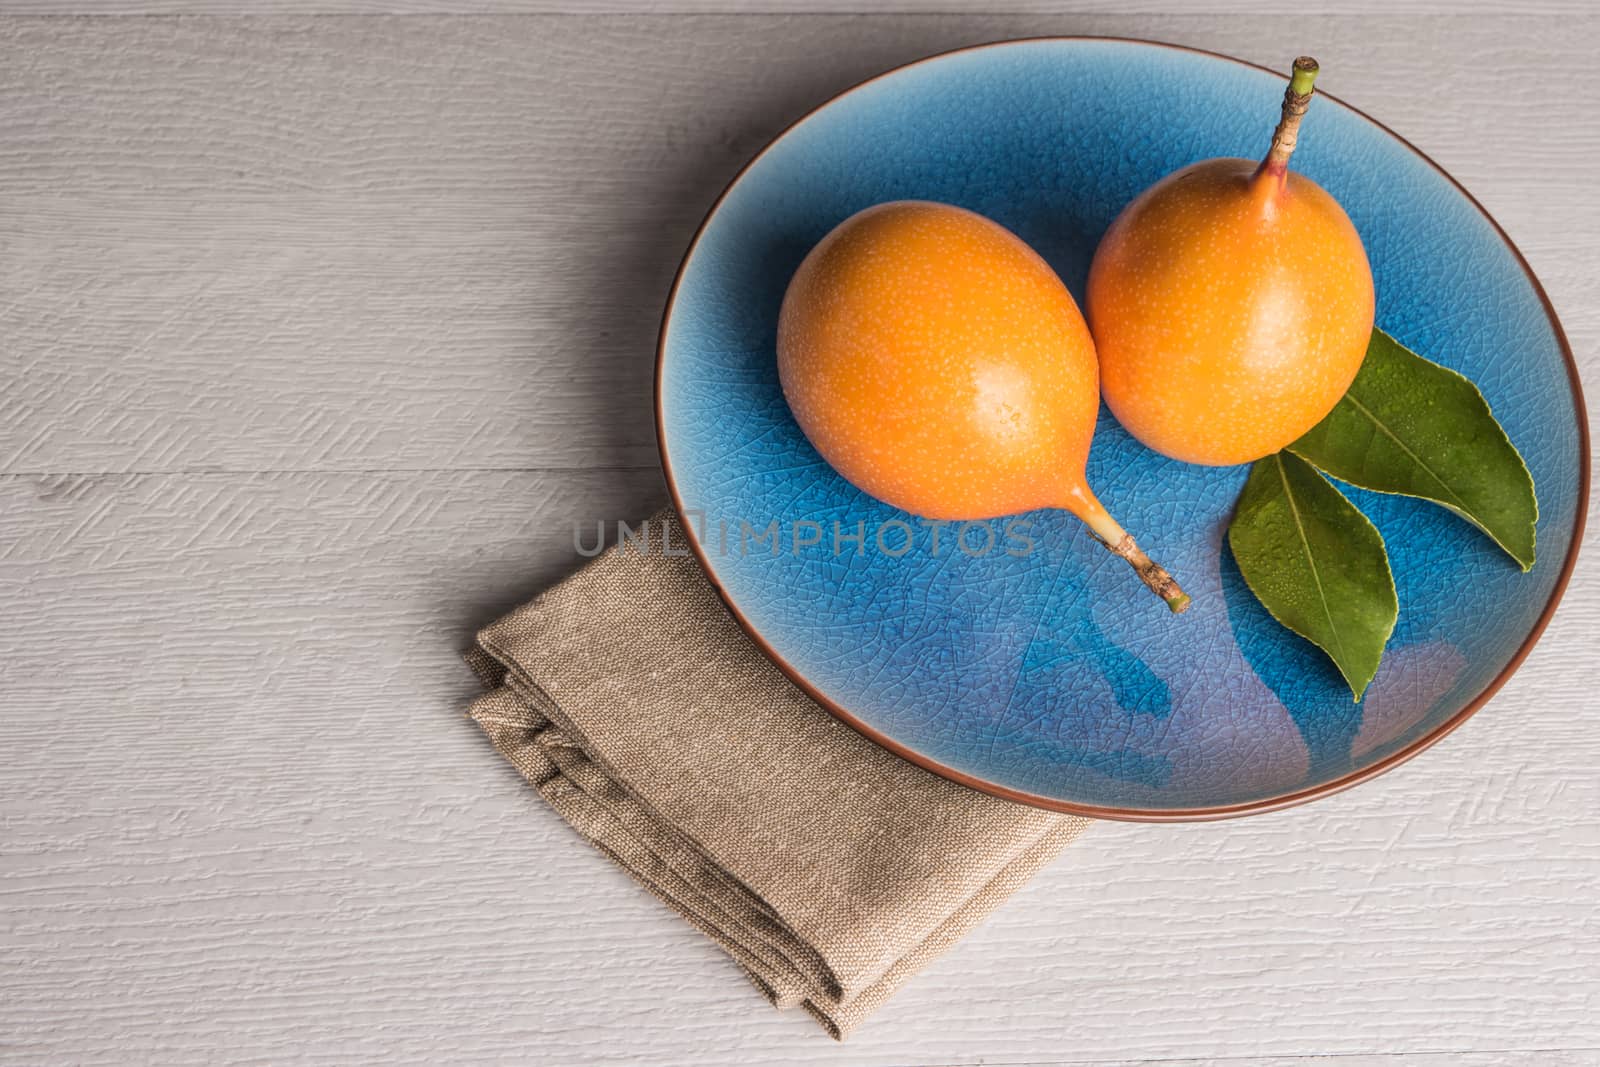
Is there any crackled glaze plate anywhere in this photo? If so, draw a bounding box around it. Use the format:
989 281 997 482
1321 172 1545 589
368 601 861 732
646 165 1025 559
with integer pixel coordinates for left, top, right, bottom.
655 38 1587 819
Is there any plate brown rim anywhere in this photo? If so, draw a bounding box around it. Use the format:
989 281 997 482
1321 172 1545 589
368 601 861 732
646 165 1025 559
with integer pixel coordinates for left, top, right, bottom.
652 36 1591 822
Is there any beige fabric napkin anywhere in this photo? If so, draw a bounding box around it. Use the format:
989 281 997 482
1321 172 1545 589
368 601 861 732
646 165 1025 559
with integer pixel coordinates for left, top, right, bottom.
465 511 1090 1038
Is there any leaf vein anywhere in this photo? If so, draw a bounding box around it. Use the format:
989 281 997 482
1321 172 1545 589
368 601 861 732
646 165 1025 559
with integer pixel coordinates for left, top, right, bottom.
1275 454 1351 669
1342 392 1471 512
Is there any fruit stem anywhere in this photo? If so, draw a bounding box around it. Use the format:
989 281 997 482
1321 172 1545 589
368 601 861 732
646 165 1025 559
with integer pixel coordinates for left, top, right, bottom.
1107 533 1192 614
1258 56 1320 179
1079 506 1191 614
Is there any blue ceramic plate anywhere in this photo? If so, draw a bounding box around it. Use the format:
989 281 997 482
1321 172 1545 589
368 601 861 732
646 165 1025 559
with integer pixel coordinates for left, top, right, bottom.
656 38 1587 820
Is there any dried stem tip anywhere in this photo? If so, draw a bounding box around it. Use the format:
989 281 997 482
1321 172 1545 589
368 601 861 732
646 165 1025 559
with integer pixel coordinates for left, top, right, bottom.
1263 56 1320 174
1107 534 1191 614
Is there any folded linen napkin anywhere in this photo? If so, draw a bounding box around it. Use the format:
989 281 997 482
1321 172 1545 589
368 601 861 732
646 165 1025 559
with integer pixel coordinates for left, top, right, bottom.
466 511 1090 1038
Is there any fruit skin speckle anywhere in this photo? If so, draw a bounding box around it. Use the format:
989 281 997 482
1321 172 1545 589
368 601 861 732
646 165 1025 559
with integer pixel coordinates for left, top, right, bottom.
777 200 1102 522
1087 157 1375 467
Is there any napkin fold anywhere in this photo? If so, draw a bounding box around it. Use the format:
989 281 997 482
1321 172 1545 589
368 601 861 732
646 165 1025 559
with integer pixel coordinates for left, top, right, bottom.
466 511 1089 1037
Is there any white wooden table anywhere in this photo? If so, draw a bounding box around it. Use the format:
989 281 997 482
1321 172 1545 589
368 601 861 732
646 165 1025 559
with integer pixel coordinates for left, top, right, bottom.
3 4 1597 1064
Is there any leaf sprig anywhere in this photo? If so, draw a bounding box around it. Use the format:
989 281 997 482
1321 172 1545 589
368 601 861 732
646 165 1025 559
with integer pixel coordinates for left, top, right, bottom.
1227 328 1538 700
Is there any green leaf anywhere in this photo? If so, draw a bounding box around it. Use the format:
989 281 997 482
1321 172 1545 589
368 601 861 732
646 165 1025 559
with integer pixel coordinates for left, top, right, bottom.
1228 452 1399 701
1288 328 1537 570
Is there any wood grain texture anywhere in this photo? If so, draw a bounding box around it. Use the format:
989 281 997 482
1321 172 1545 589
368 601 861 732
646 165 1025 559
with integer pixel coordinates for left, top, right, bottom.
2 1 1597 16
2 9 1598 1066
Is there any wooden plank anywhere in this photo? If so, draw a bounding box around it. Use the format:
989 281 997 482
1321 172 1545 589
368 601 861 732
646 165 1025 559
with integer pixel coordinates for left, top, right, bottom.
4 15 1597 198
3 15 1598 477
1 468 1597 1064
1 195 681 474
1 1 1596 17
